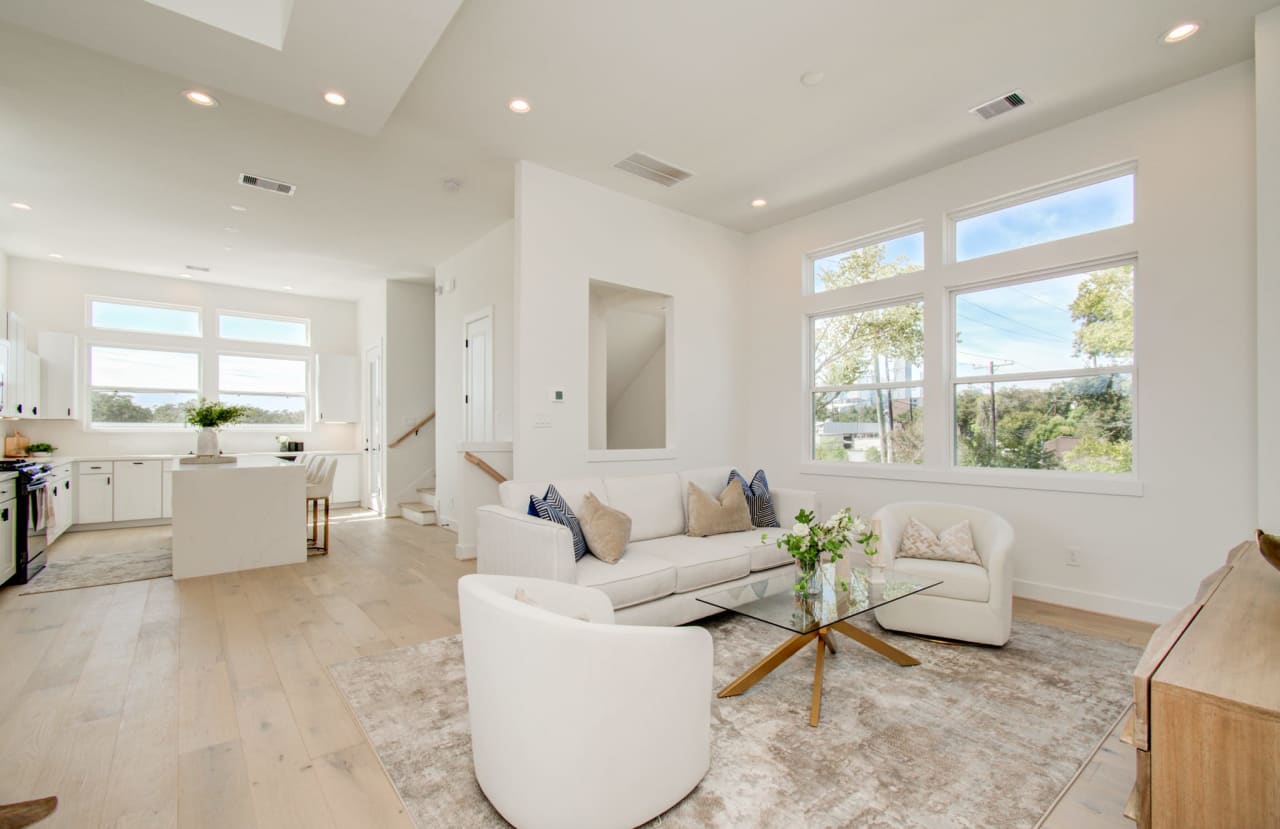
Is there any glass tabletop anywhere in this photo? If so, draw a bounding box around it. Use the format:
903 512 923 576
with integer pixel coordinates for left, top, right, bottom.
696 564 942 635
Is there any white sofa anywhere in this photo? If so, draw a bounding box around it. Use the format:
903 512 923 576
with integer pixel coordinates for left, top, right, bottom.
476 466 816 626
458 574 713 829
871 501 1016 646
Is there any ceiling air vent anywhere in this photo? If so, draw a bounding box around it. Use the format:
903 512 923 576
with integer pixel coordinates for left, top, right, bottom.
239 173 296 195
614 152 693 188
184 264 211 272
970 90 1027 120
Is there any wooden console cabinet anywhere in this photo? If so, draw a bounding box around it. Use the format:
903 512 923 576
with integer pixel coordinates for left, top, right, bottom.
1128 541 1280 827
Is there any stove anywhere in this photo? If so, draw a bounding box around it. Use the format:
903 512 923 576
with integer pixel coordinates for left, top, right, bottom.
1 459 52 585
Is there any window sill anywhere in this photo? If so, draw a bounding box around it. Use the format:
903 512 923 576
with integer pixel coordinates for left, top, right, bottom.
587 448 676 463
798 462 1143 497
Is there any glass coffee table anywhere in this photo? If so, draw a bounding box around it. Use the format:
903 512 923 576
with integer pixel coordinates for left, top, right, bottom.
697 564 941 726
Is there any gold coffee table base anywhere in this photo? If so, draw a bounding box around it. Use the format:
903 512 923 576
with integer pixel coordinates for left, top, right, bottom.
718 620 920 727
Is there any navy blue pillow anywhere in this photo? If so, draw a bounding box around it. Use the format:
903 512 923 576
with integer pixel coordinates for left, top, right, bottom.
728 469 780 528
528 484 589 561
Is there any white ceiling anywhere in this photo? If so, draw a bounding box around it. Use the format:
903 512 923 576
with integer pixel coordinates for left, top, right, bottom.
0 0 1274 300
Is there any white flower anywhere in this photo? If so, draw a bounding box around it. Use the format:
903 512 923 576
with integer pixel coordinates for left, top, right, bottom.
851 516 867 535
791 523 810 537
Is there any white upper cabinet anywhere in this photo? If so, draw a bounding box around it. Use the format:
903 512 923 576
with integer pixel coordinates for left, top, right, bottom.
24 351 42 418
38 332 80 420
315 354 359 424
6 312 29 417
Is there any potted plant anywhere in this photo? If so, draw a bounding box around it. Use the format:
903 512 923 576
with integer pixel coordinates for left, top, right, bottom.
768 507 864 596
26 442 56 458
186 399 250 456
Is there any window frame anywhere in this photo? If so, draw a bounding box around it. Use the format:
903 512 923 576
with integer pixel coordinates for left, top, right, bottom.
945 161 1137 265
86 342 202 431
805 221 926 296
215 349 311 430
216 309 312 347
807 295 926 465
86 296 204 338
946 256 1139 478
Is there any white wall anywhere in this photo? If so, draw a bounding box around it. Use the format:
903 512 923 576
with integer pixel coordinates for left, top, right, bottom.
608 342 666 449
745 64 1257 622
434 220 514 525
0 250 9 322
1259 9 1280 530
384 279 435 506
513 162 747 480
7 258 360 456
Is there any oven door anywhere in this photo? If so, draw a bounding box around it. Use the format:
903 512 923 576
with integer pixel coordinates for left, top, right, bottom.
25 481 48 563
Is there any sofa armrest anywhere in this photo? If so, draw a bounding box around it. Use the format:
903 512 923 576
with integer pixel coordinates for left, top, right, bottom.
981 523 1016 612
477 505 577 583
770 487 817 526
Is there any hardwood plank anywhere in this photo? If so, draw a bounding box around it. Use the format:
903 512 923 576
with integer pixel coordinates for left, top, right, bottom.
313 742 413 829
177 742 257 829
177 662 239 755
262 630 365 759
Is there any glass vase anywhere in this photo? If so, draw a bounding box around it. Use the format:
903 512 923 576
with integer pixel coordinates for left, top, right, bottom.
795 559 821 596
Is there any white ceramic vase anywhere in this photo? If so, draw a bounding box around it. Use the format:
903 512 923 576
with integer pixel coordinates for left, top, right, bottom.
196 427 219 456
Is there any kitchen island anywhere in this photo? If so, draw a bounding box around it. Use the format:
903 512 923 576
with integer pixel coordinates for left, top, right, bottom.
170 455 307 580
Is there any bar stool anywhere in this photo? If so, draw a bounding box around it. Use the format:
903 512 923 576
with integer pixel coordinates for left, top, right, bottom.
306 457 337 555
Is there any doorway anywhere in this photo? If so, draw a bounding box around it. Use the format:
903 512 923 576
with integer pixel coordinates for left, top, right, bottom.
366 344 384 513
464 308 494 442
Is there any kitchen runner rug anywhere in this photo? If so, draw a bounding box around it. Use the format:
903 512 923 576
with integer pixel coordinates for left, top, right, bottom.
20 543 172 594
328 614 1140 828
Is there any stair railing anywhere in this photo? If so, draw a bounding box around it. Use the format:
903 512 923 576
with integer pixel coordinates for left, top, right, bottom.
388 412 435 449
464 451 508 484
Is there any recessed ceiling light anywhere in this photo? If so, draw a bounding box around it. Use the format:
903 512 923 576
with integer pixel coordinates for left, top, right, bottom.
224 226 239 233
183 89 219 107
800 71 825 87
178 272 192 279
1162 22 1200 43
48 253 63 259
281 285 294 291
223 245 233 251
229 204 247 212
508 98 532 114
442 178 462 192
751 198 768 208
9 202 32 210
323 91 347 106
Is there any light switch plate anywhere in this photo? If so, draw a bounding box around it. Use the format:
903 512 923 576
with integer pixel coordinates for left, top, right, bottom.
533 414 552 429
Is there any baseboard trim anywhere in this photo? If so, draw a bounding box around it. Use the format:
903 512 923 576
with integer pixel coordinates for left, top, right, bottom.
1013 579 1178 625
455 543 476 561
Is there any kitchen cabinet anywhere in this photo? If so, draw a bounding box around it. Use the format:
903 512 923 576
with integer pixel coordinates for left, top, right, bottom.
331 453 361 505
77 472 114 524
5 312 28 417
24 350 42 418
113 460 163 521
0 340 9 417
0 478 16 585
47 463 74 545
38 333 79 420
162 458 176 518
316 354 359 423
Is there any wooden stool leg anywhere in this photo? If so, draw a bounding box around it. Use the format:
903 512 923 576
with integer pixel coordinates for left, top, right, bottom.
322 497 330 553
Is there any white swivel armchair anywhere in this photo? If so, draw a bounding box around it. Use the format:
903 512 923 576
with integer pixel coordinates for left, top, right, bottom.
871 502 1016 646
458 574 712 829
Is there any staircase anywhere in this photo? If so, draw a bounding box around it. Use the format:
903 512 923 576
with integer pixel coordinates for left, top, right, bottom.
400 486 438 525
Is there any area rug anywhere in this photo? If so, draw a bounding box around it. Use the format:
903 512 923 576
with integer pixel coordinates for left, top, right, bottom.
328 615 1140 829
19 543 172 594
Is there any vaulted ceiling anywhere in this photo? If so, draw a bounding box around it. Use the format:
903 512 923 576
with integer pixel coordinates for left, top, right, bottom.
0 0 1272 298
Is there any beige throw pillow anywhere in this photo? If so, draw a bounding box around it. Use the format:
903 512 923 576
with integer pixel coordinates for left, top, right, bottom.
897 517 983 565
578 492 631 564
686 481 753 537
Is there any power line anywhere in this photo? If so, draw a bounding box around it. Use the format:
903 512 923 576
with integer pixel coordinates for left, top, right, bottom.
959 299 1073 344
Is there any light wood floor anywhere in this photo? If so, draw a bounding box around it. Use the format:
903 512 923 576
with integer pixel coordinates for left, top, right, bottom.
0 516 1153 828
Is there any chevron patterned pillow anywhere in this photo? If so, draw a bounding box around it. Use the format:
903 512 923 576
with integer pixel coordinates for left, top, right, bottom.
727 468 780 528
527 484 589 560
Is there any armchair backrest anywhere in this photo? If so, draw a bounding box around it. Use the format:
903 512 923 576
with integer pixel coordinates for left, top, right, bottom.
872 501 1015 567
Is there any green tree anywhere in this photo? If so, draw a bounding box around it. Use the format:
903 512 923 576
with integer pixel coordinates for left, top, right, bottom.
1070 265 1134 365
91 391 154 423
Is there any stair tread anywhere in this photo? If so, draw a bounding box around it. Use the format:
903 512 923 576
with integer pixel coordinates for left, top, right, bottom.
416 487 436 494
399 502 436 512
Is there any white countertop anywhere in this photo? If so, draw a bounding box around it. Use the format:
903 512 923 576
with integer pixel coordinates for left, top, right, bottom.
15 449 362 465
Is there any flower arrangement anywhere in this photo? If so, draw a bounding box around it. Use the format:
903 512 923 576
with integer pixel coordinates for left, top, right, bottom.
185 400 250 429
768 508 865 595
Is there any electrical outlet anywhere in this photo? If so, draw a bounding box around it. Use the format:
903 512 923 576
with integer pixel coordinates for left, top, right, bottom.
1065 546 1082 567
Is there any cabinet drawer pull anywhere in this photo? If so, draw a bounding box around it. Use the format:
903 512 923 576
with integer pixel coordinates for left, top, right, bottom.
132 461 144 465
1 508 7 521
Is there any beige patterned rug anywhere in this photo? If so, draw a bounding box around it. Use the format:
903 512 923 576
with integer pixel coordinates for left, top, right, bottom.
19 544 172 594
328 615 1139 828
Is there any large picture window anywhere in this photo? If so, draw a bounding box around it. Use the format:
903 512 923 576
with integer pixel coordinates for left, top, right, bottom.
811 300 924 464
89 345 200 428
217 354 307 427
89 298 201 337
952 262 1135 473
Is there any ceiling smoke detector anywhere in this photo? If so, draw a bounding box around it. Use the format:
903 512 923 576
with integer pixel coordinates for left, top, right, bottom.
614 152 693 188
970 90 1027 120
442 178 462 193
239 173 296 196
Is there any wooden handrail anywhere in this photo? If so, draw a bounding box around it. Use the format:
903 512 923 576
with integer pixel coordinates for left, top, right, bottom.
388 412 435 448
464 451 508 484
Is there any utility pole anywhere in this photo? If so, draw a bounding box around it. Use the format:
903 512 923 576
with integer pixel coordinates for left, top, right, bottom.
969 359 1014 451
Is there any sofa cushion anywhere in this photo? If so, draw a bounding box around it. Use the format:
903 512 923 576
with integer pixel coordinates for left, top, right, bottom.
498 478 607 514
578 492 631 564
728 469 781 528
685 482 752 537
528 485 588 561
603 474 685 542
708 529 794 571
575 554 676 609
677 466 734 524
628 535 751 593
890 557 990 603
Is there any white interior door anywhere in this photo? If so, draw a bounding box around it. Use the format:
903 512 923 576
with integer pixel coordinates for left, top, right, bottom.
366 345 384 513
464 310 494 442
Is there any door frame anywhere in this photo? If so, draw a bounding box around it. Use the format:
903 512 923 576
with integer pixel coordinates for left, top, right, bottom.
463 306 495 442
365 343 385 514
